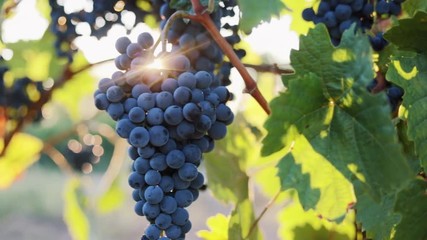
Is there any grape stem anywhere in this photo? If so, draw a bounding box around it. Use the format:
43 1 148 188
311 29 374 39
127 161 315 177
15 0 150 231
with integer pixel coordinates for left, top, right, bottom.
243 63 294 75
0 58 112 157
188 0 272 114
159 10 191 52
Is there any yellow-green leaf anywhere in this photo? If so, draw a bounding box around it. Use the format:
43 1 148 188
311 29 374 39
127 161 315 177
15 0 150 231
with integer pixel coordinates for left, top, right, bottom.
97 178 126 214
197 214 230 240
63 178 90 240
0 133 43 189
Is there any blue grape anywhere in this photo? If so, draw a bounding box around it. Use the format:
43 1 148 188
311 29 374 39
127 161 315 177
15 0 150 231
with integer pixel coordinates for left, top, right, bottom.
138 146 156 158
178 163 198 181
191 89 204 103
132 84 151 98
179 33 196 49
164 105 184 126
133 189 142 201
143 203 160 219
128 146 139 160
335 4 352 21
146 107 164 125
208 122 227 140
160 196 178 214
115 36 131 54
160 139 177 154
195 71 212 88
137 32 154 49
189 188 199 202
124 98 137 112
155 213 172 230
150 153 168 171
183 144 202 165
127 43 143 58
324 11 337 27
94 93 109 110
159 175 175 193
178 72 197 89
165 225 182 239
134 157 151 174
216 104 233 122
156 91 173 110
129 107 146 123
144 185 164 204
107 103 125 120
134 200 145 216
166 150 185 169
389 2 402 15
317 2 330 16
116 118 136 138
206 92 220 106
195 115 212 133
171 208 189 226
129 127 150 148
128 172 146 189
174 189 194 207
138 92 156 110
190 172 205 189
172 172 191 190
182 220 192 234
183 102 201 122
176 120 195 139
376 0 390 15
149 125 169 146
173 86 192 105
161 78 179 93
191 137 210 153
144 224 161 240
145 170 162 186
351 0 364 11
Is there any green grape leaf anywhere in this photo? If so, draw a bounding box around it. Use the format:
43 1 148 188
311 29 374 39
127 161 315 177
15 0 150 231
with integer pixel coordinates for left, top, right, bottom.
238 0 286 33
393 179 427 240
355 188 401 240
204 117 257 203
403 0 427 17
228 199 262 240
384 11 427 53
278 195 355 240
262 25 412 220
197 214 229 240
63 178 90 240
387 53 427 169
97 178 126 214
0 133 43 189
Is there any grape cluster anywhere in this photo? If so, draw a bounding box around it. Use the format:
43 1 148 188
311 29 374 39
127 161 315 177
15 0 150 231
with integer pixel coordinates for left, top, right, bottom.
375 0 405 17
94 32 234 239
0 66 45 122
49 0 152 61
302 0 374 45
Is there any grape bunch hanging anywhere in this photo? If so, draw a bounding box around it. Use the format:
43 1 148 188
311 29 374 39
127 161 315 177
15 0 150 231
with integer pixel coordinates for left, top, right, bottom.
94 1 240 238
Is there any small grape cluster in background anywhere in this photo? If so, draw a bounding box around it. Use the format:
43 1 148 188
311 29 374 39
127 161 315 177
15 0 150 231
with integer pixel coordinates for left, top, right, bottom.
94 31 234 240
0 65 46 123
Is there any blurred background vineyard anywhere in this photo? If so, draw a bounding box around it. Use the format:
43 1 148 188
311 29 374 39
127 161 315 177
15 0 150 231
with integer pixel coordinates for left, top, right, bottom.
0 0 310 239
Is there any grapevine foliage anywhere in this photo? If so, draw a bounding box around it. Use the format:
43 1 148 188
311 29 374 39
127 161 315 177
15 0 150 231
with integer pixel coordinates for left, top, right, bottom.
0 0 426 240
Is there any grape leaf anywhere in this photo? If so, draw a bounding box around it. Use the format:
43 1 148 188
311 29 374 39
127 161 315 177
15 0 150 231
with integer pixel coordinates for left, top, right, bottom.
169 0 219 11
403 0 427 17
393 179 427 240
97 178 126 214
238 0 286 33
386 53 427 169
278 196 355 240
197 214 229 240
63 178 90 240
0 133 43 189
384 11 427 53
354 188 401 240
262 25 413 220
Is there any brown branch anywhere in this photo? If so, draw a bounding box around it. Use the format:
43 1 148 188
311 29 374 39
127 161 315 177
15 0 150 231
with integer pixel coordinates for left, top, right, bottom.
186 2 271 114
43 143 75 176
243 63 294 75
245 190 281 239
